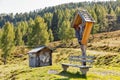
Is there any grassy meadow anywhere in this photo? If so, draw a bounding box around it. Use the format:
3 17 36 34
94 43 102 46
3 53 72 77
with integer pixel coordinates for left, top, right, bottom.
0 30 120 80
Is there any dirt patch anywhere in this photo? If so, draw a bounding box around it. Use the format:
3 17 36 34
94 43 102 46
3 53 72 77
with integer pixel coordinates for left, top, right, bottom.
91 69 120 76
48 69 59 74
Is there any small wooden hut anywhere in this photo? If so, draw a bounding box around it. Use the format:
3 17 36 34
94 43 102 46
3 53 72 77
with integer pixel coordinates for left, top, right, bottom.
28 46 52 67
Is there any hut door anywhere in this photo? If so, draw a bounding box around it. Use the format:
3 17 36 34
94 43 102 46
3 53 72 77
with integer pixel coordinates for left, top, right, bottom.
36 54 40 67
40 52 50 66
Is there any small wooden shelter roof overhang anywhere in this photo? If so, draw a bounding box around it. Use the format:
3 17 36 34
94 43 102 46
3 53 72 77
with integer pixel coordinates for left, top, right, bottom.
28 46 52 54
72 10 95 28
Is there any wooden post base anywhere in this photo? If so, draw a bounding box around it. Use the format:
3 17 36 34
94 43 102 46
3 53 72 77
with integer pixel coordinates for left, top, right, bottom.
80 67 89 75
62 64 69 71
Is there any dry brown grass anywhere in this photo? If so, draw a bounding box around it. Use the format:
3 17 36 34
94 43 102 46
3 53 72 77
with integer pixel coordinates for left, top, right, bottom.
48 30 120 53
88 36 120 52
89 30 120 42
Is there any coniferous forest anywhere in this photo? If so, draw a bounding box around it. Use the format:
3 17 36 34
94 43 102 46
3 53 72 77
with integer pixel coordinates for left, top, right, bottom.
0 0 120 64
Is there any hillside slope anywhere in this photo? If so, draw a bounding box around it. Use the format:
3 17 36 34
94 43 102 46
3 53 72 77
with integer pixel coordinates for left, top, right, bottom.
48 30 120 53
88 30 120 53
0 30 120 80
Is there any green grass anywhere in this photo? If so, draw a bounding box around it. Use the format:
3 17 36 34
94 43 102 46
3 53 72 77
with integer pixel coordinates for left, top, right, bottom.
0 48 120 80
0 63 120 80
1 30 120 79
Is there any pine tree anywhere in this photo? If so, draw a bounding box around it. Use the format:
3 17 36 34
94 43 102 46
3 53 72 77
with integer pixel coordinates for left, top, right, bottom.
115 7 120 16
59 20 74 42
90 9 97 23
109 7 116 17
63 9 71 20
15 23 24 46
51 11 59 41
95 5 108 32
27 18 35 46
20 21 28 44
30 16 49 47
1 22 15 64
43 12 53 29
48 29 54 42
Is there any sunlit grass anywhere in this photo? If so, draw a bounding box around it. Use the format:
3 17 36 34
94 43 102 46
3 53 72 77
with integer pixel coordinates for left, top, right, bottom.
1 30 120 79
0 63 120 80
0 47 120 80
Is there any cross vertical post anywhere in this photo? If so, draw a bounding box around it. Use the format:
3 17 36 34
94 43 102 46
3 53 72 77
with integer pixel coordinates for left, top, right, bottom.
80 44 86 66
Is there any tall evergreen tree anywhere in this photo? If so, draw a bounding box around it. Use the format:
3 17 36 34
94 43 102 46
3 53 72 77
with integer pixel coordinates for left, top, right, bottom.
51 11 59 41
43 12 53 29
30 16 49 47
15 24 24 46
20 21 28 44
63 9 71 20
48 29 54 42
59 20 74 42
109 7 116 17
95 5 108 32
27 18 35 45
1 22 15 64
115 6 120 16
